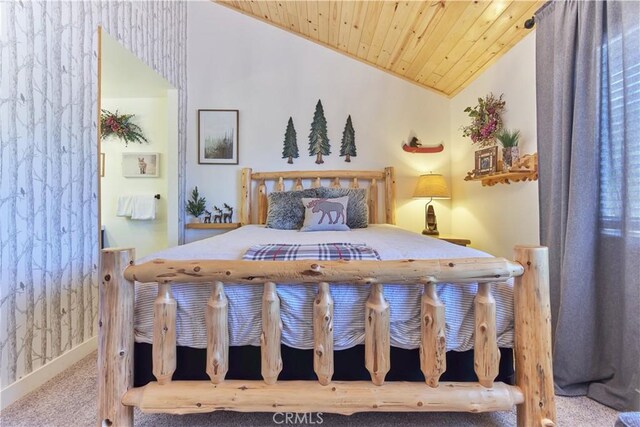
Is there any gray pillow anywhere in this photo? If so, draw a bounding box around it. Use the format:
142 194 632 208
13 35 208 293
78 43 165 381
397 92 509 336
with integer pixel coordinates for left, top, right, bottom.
317 187 368 228
265 188 321 229
300 196 350 232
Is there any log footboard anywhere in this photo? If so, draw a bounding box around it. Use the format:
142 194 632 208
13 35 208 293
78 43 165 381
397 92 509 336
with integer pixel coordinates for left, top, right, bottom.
122 380 524 415
97 246 555 427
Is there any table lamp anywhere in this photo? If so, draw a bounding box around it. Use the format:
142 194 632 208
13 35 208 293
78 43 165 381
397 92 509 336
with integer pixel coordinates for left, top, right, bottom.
413 173 451 236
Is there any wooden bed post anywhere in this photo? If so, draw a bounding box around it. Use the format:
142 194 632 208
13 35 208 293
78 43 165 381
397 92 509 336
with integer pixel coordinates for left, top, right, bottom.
474 283 500 388
261 282 282 384
384 167 396 225
513 246 556 427
240 168 252 225
152 283 177 385
258 180 268 224
368 179 378 224
365 284 390 385
314 282 334 385
420 282 446 387
206 281 229 383
98 248 135 427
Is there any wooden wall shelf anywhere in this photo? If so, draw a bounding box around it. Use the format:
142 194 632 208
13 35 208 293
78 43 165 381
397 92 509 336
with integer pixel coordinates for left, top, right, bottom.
464 153 538 187
185 223 241 230
465 170 538 187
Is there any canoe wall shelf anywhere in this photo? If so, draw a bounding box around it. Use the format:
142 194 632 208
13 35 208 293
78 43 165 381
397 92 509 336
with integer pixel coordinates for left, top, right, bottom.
464 153 538 187
402 143 444 154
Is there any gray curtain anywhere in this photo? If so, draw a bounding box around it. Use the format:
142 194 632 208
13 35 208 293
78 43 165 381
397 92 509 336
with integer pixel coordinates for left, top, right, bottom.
536 0 640 411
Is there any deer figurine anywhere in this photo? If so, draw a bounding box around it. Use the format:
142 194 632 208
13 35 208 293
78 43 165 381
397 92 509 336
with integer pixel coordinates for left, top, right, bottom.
138 157 147 175
203 210 212 224
223 203 234 223
213 206 223 223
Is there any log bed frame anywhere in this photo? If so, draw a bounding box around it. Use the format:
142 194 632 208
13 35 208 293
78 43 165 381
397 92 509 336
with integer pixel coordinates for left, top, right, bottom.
98 167 556 426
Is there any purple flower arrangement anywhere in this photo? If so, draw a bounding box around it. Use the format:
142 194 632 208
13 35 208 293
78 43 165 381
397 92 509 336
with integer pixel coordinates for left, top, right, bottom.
461 93 505 147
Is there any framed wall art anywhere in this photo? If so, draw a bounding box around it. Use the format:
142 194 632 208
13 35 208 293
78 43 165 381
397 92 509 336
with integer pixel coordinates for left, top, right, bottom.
198 109 239 165
474 146 498 175
122 152 159 177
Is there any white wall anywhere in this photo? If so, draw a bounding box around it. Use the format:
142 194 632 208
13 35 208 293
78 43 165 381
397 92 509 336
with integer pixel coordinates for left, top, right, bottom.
101 97 169 258
450 33 539 258
186 2 452 242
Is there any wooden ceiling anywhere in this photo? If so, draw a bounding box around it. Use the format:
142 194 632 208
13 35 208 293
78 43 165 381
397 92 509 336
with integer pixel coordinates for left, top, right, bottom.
217 1 542 97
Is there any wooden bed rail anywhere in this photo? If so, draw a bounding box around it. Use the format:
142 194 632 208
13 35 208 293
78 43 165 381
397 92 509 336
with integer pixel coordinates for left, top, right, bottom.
98 246 555 427
122 257 524 285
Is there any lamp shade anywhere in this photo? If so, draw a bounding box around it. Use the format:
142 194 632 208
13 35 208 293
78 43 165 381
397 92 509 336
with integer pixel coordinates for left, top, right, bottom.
413 174 451 199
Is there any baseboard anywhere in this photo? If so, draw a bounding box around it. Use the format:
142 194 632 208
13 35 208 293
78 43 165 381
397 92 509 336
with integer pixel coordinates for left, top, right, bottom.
0 336 97 411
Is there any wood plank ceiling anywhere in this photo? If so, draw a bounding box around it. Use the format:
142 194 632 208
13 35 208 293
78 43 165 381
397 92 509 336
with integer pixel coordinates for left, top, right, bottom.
216 1 543 97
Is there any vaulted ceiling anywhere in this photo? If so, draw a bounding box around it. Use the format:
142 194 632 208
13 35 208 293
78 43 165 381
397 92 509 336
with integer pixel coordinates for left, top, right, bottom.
217 1 542 97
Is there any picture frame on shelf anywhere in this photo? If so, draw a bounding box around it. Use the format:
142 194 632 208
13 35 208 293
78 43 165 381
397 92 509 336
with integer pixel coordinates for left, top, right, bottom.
475 146 498 176
100 153 105 178
198 109 239 165
122 152 159 178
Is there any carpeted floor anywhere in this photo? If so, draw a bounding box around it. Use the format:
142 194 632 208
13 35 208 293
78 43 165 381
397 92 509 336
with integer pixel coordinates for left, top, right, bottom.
1 351 620 426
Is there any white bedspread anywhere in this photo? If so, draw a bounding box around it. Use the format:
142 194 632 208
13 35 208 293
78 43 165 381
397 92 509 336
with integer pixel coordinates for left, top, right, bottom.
134 225 514 351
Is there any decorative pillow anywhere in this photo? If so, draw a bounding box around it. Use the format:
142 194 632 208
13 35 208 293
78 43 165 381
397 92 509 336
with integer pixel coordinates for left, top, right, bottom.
317 187 368 228
265 188 321 230
300 196 350 232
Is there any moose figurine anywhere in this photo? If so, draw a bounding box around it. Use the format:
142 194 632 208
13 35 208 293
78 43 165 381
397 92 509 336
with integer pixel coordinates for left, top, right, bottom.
212 206 223 224
203 210 212 224
222 203 234 223
306 198 345 225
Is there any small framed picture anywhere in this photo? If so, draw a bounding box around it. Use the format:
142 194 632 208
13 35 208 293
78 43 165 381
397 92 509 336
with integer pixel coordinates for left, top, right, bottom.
475 146 498 175
100 153 105 178
122 152 159 178
198 109 239 165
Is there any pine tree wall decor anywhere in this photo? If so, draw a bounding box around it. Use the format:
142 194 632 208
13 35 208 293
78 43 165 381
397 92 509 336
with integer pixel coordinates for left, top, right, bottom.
308 99 331 164
282 117 299 164
339 115 357 162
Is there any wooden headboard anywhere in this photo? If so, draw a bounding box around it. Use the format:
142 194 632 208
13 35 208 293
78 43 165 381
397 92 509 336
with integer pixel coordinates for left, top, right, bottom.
240 167 396 226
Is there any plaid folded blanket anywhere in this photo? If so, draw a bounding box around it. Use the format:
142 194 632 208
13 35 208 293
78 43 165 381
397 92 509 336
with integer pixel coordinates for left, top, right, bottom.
243 243 381 261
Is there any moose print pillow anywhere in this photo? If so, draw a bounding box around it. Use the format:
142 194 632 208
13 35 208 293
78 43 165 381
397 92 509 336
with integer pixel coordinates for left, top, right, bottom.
300 196 350 232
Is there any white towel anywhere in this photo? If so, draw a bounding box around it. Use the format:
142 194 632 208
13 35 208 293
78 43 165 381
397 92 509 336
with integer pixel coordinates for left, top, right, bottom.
131 195 157 220
116 196 134 217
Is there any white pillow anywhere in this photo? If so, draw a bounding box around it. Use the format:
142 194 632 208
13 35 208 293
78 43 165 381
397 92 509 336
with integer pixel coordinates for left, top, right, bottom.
300 196 350 232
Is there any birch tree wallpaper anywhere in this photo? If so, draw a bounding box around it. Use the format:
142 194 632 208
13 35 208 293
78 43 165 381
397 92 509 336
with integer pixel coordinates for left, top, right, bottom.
0 1 187 389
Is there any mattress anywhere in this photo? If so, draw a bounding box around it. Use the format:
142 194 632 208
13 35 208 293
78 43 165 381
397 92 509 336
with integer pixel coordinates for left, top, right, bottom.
134 224 514 351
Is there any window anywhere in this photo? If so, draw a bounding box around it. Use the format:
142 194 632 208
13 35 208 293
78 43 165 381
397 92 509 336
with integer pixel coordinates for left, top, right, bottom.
599 26 640 237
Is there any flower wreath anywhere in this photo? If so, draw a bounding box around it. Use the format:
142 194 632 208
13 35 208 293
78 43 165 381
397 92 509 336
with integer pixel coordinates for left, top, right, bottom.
100 109 148 146
461 93 505 147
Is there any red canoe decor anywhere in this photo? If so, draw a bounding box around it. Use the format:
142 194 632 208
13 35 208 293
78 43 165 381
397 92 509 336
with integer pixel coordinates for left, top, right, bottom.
401 143 444 153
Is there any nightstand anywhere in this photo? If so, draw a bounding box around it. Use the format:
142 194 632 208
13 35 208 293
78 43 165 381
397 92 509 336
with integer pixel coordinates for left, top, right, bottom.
435 235 471 247
184 223 241 244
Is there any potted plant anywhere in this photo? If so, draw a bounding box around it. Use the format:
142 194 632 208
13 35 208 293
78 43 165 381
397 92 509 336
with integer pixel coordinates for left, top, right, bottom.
496 129 520 170
186 186 207 223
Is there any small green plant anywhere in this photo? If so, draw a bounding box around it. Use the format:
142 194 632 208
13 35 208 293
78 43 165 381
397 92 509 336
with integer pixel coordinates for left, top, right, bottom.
186 186 207 218
496 129 520 148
